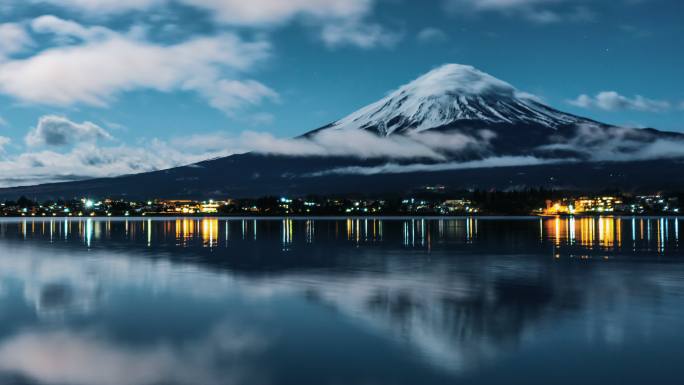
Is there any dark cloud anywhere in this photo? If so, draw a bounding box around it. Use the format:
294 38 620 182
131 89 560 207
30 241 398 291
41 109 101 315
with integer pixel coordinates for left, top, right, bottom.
25 115 112 147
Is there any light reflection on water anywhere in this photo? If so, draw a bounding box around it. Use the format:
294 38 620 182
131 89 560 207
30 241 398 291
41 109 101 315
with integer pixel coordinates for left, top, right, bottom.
0 217 683 385
541 216 681 254
5 216 681 255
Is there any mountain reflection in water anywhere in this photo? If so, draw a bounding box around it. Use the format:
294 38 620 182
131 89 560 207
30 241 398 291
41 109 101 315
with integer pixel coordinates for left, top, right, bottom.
0 217 682 385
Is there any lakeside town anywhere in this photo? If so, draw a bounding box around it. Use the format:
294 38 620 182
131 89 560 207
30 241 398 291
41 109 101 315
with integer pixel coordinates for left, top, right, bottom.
1 189 681 217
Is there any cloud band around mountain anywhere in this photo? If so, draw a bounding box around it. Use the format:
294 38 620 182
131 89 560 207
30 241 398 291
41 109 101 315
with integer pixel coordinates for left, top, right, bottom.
568 91 672 112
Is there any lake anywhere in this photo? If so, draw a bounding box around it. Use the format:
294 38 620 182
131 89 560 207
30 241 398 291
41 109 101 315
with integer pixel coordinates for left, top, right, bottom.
0 217 682 385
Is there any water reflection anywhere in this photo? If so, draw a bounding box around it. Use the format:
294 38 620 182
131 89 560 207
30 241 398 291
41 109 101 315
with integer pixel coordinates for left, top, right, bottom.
201 218 218 247
282 218 292 248
3 216 680 255
541 216 680 254
0 217 683 385
0 323 267 385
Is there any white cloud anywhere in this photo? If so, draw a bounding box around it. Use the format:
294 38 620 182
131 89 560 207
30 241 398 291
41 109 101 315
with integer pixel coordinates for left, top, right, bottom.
277 125 684 177
38 0 373 25
177 129 493 161
568 94 592 108
444 0 594 24
417 27 448 43
446 0 552 11
190 79 280 113
25 115 113 147
0 17 275 114
321 20 401 49
178 0 373 26
309 156 560 176
538 123 684 161
36 0 164 15
0 141 230 187
0 22 33 58
34 1 396 49
0 115 241 186
0 136 10 153
309 123 684 177
244 130 439 159
31 14 114 42
568 91 671 112
514 91 545 104
243 129 493 160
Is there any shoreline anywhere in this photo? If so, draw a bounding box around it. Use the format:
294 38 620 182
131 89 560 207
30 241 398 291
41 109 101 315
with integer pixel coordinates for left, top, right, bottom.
1 214 682 221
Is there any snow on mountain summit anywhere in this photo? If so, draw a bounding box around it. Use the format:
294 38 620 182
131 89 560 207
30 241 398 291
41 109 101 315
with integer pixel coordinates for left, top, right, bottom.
326 64 588 136
400 64 516 98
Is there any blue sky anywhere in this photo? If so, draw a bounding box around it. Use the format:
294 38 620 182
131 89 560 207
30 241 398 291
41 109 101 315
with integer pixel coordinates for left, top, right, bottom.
0 0 683 185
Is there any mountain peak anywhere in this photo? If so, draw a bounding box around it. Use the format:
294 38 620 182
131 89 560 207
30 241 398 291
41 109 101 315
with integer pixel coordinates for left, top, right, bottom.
406 64 515 99
324 63 587 136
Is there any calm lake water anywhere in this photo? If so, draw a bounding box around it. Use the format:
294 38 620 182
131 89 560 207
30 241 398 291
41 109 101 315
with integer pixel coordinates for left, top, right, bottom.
0 216 682 385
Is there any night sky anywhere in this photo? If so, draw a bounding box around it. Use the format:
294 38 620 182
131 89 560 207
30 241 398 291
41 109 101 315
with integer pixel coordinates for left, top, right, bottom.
0 0 682 185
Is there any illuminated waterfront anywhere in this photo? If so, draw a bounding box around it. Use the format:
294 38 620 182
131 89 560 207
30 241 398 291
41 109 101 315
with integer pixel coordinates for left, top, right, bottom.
0 217 683 385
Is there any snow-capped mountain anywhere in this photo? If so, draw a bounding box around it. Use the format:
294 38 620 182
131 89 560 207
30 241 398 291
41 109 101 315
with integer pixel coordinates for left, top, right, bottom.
308 64 684 162
319 64 591 136
1 63 683 200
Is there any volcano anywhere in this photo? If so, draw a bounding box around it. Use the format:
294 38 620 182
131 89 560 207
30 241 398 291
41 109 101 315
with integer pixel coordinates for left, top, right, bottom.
309 64 682 162
1 64 683 200
319 64 589 134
